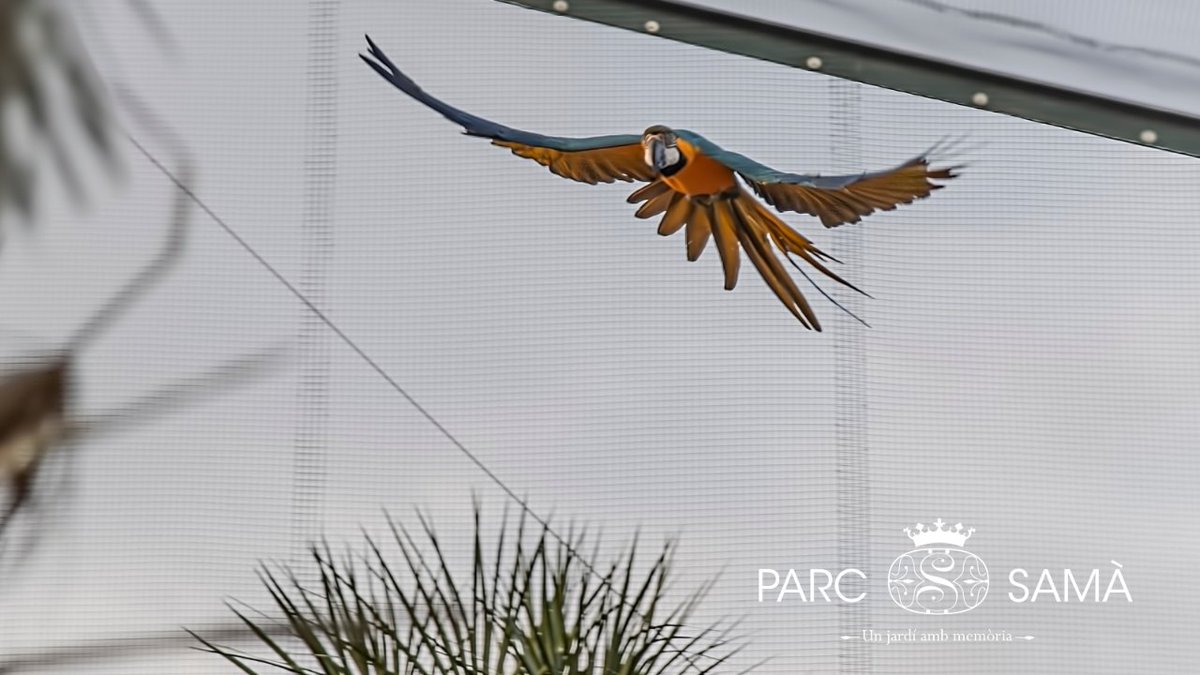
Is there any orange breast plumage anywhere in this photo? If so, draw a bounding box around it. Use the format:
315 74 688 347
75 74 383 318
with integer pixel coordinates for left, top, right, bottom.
662 139 738 197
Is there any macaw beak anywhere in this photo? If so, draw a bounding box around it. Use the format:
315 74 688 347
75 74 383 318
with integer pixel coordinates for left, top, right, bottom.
647 136 671 170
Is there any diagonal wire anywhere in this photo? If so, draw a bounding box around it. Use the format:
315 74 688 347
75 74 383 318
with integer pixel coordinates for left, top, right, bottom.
127 131 558 548
127 128 741 670
128 130 644 586
128 131 740 671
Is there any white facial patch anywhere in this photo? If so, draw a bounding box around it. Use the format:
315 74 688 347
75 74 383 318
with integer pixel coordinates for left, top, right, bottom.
662 145 681 166
643 139 683 168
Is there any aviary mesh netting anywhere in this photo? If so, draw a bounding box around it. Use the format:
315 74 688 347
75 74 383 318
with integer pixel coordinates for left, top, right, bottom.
0 1 1194 673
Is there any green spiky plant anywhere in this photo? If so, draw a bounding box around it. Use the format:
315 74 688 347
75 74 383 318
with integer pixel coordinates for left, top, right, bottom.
193 507 751 675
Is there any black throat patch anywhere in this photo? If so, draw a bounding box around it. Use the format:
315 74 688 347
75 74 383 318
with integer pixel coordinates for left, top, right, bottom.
658 153 687 177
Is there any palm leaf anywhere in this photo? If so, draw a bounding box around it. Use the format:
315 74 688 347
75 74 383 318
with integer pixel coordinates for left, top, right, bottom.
0 0 176 232
195 505 749 674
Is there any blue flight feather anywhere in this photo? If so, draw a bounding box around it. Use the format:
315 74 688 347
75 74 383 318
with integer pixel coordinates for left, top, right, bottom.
361 35 642 152
675 129 916 188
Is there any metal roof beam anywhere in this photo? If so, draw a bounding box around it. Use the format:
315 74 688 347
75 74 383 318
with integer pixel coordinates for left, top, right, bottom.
498 0 1200 159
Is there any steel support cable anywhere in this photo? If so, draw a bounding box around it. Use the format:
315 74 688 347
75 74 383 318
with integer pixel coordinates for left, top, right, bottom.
126 133 742 669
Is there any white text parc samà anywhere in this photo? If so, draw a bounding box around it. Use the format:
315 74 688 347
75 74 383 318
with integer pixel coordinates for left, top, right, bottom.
758 563 1132 604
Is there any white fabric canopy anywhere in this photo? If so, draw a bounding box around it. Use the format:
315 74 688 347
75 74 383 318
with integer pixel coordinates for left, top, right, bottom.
692 0 1200 116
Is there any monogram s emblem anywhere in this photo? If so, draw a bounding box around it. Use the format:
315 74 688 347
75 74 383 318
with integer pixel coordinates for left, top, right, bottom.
888 519 989 615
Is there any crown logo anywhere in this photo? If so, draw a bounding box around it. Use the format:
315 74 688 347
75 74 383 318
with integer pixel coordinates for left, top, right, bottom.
904 518 974 548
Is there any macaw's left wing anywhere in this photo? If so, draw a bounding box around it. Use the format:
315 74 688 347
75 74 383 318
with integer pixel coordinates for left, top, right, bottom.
361 36 653 184
676 130 956 228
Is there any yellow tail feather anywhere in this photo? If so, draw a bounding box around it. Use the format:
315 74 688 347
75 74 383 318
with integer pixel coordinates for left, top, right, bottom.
625 183 869 328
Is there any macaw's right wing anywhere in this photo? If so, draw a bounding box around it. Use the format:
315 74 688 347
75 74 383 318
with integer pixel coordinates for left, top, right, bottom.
676 130 957 228
361 36 654 185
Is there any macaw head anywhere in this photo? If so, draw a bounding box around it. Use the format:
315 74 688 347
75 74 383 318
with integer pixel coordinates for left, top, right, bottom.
642 125 683 173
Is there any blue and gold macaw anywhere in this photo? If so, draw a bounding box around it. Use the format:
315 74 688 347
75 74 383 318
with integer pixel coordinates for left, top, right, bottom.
361 36 956 330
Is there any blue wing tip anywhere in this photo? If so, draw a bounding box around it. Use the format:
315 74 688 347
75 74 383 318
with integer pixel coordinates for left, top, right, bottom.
359 34 422 94
361 34 386 66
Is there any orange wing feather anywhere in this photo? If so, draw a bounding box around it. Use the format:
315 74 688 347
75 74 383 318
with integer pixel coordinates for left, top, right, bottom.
493 141 655 184
751 157 955 228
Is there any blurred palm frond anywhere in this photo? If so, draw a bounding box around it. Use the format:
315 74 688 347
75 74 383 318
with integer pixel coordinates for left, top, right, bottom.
0 0 112 223
194 506 749 674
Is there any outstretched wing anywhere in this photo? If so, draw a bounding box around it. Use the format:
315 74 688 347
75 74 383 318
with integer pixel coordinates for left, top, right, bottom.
676 130 956 227
361 36 653 184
